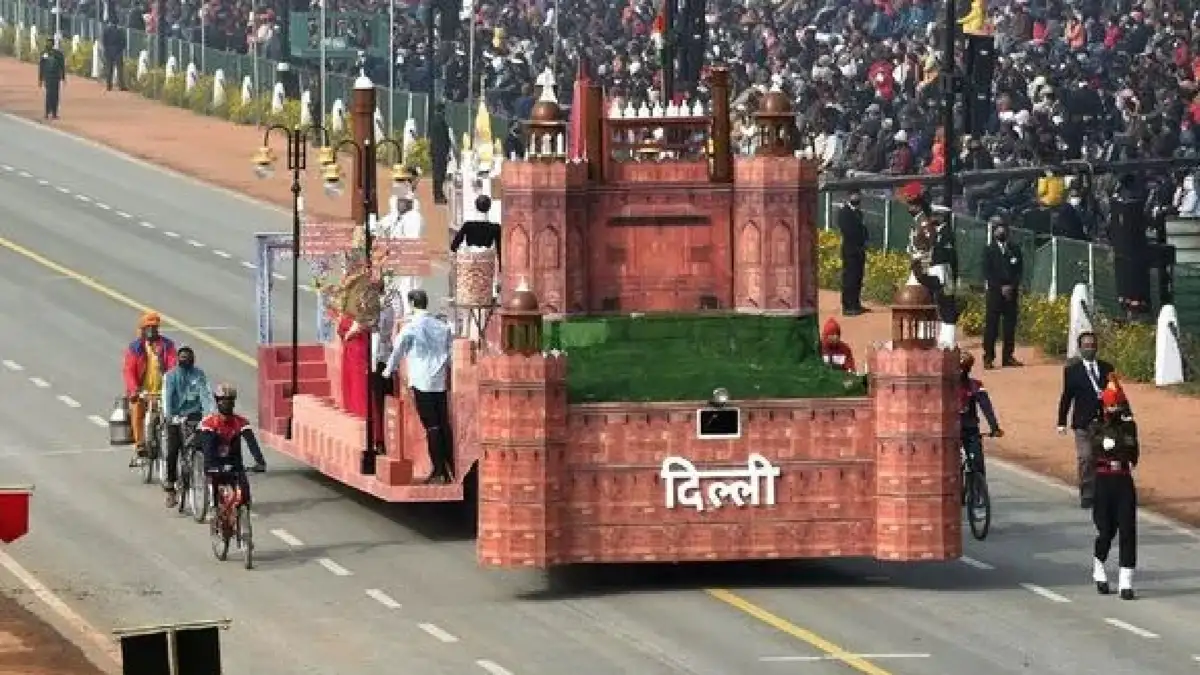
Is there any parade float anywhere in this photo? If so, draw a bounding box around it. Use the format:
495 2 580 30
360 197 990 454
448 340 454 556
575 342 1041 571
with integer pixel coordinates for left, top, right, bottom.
254 68 964 567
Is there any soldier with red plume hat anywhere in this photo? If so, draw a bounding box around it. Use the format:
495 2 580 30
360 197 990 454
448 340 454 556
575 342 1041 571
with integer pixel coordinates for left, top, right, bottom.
899 182 958 291
1087 374 1139 600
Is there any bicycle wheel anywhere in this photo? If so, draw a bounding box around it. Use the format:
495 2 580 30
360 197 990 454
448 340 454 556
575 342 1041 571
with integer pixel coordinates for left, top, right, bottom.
210 491 231 561
237 504 254 570
190 454 209 523
176 452 191 515
966 472 992 540
140 415 157 484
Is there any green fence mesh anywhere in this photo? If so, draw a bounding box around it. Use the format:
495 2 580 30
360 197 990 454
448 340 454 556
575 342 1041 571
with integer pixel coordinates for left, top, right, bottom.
1 0 509 142
818 191 1198 335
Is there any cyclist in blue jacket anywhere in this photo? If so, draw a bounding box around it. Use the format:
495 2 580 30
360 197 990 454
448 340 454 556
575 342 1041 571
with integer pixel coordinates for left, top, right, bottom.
960 352 1004 475
161 346 215 507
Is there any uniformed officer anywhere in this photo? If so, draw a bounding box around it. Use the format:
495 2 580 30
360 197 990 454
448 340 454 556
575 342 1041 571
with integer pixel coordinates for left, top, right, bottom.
1088 376 1139 600
37 37 67 120
982 217 1024 369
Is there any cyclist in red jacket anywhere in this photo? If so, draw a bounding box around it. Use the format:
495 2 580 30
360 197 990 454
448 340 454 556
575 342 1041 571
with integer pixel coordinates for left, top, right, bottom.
960 352 1004 475
197 384 267 507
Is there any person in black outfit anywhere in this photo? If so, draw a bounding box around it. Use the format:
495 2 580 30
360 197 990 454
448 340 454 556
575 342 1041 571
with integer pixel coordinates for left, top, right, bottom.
1110 174 1152 318
429 103 452 205
37 38 66 120
982 217 1024 369
450 195 502 257
101 19 127 91
837 190 869 316
1057 331 1117 509
1088 378 1139 600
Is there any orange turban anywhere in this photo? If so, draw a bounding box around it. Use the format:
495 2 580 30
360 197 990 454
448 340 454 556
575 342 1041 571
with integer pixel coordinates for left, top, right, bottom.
138 311 162 329
898 181 925 204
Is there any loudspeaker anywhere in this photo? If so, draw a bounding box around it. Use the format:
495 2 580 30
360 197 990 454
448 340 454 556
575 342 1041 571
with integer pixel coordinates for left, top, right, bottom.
120 632 169 675
118 623 225 675
176 626 222 675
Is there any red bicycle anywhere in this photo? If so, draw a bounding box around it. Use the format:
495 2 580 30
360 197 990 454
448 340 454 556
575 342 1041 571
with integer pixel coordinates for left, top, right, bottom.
208 466 253 569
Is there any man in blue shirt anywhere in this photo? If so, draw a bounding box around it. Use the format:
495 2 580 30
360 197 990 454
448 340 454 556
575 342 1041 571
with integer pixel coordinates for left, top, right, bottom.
161 346 217 506
381 289 455 484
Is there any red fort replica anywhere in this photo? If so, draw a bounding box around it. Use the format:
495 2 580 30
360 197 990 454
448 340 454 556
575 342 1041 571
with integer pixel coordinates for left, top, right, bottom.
255 68 963 568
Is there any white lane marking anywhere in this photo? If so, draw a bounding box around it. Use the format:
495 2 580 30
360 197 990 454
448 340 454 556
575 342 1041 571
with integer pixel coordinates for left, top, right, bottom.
39 447 122 457
418 623 459 643
991 457 1200 543
56 186 70 194
28 377 50 389
75 194 91 203
959 556 995 570
1104 618 1159 639
37 179 49 186
317 558 352 577
56 395 81 408
87 415 108 427
299 284 315 293
270 529 304 547
187 239 206 248
96 202 112 211
1 165 11 171
116 210 132 219
17 170 31 178
1020 583 1071 604
163 231 180 238
760 654 931 663
139 221 156 229
365 588 402 609
1 360 23 371
272 272 286 281
213 249 232 259
242 261 257 269
0 546 121 666
476 659 515 675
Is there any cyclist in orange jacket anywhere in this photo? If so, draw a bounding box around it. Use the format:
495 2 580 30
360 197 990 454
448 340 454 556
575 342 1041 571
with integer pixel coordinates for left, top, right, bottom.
122 312 177 458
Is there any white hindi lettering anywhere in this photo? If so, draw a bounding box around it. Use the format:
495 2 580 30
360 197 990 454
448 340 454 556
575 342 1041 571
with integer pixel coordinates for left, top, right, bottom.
660 454 782 512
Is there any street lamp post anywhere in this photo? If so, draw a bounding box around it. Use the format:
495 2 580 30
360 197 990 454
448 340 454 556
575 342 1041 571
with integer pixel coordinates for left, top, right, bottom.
320 76 406 476
252 124 334 441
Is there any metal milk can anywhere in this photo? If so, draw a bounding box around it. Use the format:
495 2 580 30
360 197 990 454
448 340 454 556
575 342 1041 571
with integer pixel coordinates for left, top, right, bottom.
108 397 134 446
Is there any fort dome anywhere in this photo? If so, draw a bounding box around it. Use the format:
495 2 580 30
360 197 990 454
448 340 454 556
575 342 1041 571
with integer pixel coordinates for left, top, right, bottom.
507 287 540 312
893 282 934 307
759 90 792 115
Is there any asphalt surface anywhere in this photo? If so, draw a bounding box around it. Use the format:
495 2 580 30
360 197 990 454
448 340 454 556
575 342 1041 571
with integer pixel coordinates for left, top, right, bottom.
2 111 1200 674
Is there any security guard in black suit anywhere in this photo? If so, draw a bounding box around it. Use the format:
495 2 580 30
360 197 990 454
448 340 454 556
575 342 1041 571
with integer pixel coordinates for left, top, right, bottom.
37 37 67 120
101 19 127 91
837 190 869 316
1088 377 1139 600
982 217 1024 369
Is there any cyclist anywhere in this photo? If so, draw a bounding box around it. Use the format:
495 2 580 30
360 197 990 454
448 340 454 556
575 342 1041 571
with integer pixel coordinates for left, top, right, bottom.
122 311 178 465
960 352 1004 474
161 346 216 508
198 384 267 512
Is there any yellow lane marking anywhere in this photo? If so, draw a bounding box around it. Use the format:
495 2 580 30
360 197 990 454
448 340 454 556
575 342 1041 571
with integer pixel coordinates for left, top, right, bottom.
0 235 255 367
706 589 896 675
0 233 893 674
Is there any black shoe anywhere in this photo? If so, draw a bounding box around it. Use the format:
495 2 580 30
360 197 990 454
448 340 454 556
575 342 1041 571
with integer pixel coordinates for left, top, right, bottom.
1096 581 1111 595
842 308 864 317
1002 358 1024 367
249 463 266 473
983 359 996 370
1081 498 1094 509
1120 589 1135 600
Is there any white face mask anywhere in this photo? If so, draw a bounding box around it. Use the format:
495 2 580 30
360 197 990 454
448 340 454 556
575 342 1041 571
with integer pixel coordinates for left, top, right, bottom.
1069 197 1082 206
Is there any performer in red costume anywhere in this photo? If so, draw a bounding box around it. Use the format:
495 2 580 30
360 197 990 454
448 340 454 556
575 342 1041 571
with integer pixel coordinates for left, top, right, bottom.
336 312 370 417
820 317 857 373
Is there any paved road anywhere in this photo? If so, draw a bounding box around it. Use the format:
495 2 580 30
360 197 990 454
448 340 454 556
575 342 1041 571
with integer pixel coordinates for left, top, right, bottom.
2 111 1200 674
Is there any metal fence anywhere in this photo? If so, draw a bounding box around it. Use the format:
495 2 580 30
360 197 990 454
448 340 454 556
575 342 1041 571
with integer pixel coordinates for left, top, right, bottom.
817 191 1200 335
0 0 510 142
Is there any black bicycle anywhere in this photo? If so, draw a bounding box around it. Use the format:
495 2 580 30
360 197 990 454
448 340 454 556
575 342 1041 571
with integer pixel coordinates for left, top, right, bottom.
961 433 998 540
209 467 253 569
139 393 165 485
174 418 209 521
